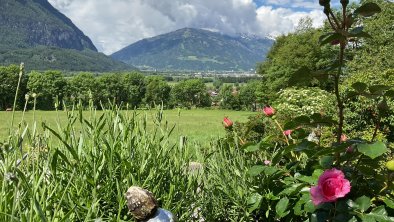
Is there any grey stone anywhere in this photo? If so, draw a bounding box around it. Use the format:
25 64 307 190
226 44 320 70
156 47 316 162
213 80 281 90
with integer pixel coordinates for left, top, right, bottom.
146 208 177 222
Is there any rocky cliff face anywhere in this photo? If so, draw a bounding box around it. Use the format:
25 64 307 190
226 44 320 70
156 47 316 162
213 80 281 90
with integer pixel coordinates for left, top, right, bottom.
0 0 97 51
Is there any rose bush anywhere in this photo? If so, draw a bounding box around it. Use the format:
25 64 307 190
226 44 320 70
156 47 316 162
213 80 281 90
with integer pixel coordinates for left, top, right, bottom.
218 1 394 221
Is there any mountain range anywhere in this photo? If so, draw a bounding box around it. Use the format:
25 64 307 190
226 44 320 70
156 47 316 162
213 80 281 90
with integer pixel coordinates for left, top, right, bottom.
0 0 133 71
111 28 274 71
1 0 274 72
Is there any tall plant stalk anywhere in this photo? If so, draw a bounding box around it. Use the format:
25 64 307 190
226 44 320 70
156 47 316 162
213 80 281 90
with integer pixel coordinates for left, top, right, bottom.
322 4 347 143
11 62 24 128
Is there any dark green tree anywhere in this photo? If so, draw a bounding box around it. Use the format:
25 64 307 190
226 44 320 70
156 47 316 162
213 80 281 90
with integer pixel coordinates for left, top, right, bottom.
122 72 146 108
239 80 260 111
219 85 241 110
257 26 336 101
144 76 171 108
0 65 28 110
27 70 67 110
171 79 210 108
97 73 125 107
347 0 393 76
67 72 98 107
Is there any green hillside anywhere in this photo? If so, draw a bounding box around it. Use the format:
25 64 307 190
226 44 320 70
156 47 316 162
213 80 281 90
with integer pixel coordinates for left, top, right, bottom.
0 0 135 71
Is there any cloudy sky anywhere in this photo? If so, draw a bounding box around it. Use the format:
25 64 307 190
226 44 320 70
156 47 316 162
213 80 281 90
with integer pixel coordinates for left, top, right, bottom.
48 0 341 54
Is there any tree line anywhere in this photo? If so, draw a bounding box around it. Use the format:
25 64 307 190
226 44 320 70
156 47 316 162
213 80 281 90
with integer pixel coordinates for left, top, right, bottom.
0 66 268 111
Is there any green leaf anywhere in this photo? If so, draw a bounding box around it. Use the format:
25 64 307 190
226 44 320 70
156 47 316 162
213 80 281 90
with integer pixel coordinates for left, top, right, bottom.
248 165 265 177
354 2 382 17
319 32 345 45
34 198 47 222
336 200 349 213
278 183 305 196
319 156 334 169
363 206 394 221
370 205 387 215
284 116 311 129
349 27 372 38
385 90 394 99
378 99 390 113
264 166 280 176
44 124 79 162
355 196 371 213
276 197 290 218
369 84 391 95
352 82 368 92
357 141 387 159
247 193 262 213
244 143 260 153
346 91 361 100
345 13 356 28
294 140 317 152
349 31 372 38
293 194 312 215
383 198 394 209
288 67 312 86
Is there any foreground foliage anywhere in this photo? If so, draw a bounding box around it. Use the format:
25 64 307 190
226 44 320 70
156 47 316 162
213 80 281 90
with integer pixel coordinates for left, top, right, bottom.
1 106 203 221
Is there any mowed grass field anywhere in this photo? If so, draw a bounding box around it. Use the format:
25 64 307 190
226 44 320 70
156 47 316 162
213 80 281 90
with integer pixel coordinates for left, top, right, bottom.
0 109 255 144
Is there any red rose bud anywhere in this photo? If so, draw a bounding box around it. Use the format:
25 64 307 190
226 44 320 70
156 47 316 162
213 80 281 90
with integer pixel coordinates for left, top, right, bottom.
223 117 233 128
346 146 354 153
263 106 275 117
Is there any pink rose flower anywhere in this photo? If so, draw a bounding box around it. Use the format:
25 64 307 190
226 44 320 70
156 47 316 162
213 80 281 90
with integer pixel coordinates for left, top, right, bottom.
310 168 351 206
264 160 271 165
223 117 233 128
263 106 275 117
283 130 292 136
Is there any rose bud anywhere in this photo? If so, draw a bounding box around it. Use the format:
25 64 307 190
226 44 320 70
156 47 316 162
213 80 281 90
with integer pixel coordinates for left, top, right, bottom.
263 106 275 117
223 117 233 128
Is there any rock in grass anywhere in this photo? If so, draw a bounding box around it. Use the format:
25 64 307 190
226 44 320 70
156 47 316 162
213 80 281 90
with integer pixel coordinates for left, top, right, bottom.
125 186 158 220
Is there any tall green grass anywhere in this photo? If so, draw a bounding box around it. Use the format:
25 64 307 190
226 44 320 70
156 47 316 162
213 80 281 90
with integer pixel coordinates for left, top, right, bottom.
0 104 206 221
1 93 265 221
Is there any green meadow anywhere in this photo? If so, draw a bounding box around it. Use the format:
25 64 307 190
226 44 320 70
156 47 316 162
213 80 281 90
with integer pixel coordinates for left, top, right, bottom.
0 109 255 143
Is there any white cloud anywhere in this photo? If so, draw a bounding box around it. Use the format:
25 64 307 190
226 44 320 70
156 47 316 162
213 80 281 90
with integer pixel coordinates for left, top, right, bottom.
264 0 321 9
48 0 326 54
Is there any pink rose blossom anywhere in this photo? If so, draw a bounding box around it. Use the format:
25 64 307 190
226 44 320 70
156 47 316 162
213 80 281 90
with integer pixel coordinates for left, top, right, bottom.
263 106 275 117
283 130 292 136
264 160 271 165
310 168 351 206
